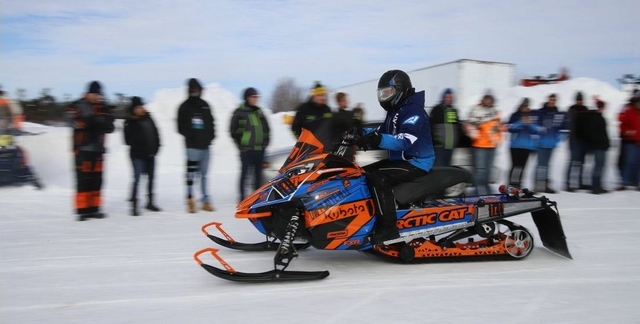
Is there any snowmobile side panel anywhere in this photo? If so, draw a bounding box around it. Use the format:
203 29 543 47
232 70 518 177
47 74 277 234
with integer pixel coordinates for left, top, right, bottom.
531 208 572 259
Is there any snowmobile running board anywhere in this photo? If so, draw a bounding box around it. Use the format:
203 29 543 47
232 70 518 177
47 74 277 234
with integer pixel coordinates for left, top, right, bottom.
201 222 311 252
194 248 329 282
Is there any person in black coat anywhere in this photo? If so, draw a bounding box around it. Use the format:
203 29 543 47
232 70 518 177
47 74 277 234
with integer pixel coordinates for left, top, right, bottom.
331 92 363 161
291 82 333 150
177 78 216 213
124 96 161 215
66 81 115 221
565 91 589 191
584 99 610 194
429 88 461 167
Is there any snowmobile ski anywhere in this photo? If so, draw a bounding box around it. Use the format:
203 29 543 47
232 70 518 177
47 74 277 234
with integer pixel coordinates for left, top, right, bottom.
194 248 329 282
201 221 310 251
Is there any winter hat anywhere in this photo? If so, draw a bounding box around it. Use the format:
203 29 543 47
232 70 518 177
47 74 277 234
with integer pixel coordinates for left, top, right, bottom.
310 82 327 96
129 96 144 114
441 88 453 101
243 87 259 100
88 81 102 94
520 97 530 107
188 78 203 90
575 91 584 101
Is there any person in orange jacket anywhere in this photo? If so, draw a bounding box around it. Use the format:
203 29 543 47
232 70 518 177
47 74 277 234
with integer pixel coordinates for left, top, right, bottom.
465 93 504 195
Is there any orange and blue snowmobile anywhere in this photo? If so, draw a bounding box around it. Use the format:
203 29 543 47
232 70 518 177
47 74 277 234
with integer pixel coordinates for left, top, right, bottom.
194 129 571 282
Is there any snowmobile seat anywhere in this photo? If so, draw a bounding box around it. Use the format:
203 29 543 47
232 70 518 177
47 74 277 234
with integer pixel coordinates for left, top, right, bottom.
393 166 471 205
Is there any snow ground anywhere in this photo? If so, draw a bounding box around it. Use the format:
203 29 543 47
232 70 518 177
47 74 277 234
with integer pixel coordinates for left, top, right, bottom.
2 80 640 323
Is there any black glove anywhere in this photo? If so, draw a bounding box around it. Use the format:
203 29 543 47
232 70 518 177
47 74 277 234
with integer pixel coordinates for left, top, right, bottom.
356 131 382 151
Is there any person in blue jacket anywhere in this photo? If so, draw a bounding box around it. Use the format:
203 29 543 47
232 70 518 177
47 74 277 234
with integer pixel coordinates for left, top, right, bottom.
356 70 435 245
534 94 567 193
506 98 540 188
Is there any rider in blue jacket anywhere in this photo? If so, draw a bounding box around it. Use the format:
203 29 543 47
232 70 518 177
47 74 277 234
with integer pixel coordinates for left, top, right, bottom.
356 70 435 245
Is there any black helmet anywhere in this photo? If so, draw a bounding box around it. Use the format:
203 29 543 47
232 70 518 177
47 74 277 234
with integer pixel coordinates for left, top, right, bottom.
377 70 412 111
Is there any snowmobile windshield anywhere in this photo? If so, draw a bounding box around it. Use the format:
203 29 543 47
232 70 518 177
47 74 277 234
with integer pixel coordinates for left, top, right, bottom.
377 86 396 102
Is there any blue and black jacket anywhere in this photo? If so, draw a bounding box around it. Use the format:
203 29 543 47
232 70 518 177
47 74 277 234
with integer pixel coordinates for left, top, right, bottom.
534 106 567 149
366 90 435 172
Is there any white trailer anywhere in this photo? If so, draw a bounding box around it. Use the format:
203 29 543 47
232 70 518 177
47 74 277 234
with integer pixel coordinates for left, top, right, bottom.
333 59 516 121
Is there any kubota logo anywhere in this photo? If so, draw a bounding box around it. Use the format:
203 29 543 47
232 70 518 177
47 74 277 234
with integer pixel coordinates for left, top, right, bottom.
396 207 469 230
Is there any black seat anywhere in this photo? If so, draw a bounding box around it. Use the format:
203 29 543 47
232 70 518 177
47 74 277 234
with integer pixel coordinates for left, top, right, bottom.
392 167 471 205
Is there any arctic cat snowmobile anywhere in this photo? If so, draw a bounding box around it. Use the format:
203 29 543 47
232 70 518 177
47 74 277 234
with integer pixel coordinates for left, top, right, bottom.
194 129 571 282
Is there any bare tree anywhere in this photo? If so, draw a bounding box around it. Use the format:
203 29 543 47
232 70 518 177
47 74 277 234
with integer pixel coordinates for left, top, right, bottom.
16 89 27 102
269 77 305 113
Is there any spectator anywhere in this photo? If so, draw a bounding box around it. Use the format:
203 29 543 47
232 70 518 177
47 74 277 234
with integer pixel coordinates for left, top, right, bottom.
583 99 610 194
534 94 566 193
465 93 503 195
616 89 640 190
124 96 161 215
619 92 640 190
506 98 539 188
429 88 461 167
565 91 589 191
291 82 333 150
65 81 114 221
177 78 216 213
0 89 24 135
331 92 363 161
229 87 270 201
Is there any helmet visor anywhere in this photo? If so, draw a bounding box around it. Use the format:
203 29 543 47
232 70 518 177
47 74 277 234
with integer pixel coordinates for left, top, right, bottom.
377 86 396 102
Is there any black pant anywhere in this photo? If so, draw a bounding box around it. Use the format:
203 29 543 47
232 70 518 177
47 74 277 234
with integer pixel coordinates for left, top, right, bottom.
508 148 531 187
131 157 155 201
239 150 265 200
364 159 427 228
75 151 104 215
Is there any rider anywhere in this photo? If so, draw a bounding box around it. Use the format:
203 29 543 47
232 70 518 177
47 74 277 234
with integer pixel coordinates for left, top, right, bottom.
356 70 435 245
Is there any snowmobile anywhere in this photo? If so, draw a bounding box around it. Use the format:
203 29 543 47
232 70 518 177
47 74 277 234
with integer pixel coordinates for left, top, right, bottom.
194 129 571 282
0 134 42 189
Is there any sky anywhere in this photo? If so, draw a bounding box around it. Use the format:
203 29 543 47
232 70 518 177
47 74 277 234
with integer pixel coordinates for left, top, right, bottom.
1 0 639 107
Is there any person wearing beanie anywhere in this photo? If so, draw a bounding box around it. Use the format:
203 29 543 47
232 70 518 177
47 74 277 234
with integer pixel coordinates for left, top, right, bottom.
331 92 363 162
533 93 566 194
464 92 504 195
124 96 161 215
65 80 115 221
429 88 461 167
291 81 333 149
229 87 271 201
565 91 589 192
582 98 610 194
506 97 540 189
177 78 216 213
